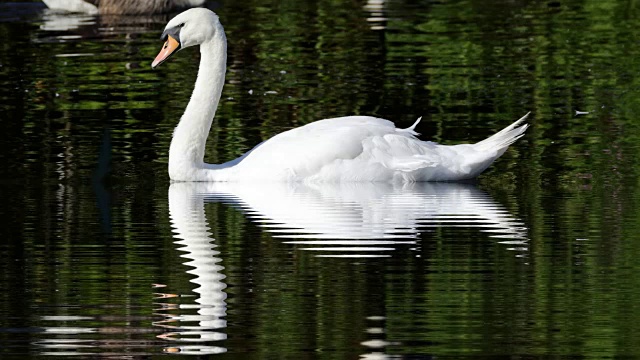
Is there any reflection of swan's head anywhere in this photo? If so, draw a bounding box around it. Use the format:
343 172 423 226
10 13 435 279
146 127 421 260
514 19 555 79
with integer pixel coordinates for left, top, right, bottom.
152 8 222 68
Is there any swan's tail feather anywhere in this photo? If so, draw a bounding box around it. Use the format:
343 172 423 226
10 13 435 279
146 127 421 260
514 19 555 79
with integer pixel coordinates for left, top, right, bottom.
398 117 422 136
474 112 530 152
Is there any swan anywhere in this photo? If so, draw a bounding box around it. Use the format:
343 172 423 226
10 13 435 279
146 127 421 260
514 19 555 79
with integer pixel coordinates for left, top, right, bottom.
152 8 529 182
42 0 204 15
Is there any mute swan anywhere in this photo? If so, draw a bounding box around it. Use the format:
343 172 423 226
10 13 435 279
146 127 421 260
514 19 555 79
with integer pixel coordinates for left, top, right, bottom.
152 9 529 182
42 0 204 15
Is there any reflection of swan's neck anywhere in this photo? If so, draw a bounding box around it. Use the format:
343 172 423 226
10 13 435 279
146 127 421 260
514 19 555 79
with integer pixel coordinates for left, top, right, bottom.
169 29 229 181
168 184 227 330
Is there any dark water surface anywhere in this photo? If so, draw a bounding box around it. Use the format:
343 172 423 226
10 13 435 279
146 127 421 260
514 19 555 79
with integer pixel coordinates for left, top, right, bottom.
2 0 640 358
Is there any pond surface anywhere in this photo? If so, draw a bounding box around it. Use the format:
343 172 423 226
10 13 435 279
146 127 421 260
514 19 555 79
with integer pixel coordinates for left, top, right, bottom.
2 0 640 358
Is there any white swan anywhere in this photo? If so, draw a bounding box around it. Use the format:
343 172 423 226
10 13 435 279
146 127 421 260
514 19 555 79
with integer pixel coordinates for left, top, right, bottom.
42 0 204 15
152 8 529 182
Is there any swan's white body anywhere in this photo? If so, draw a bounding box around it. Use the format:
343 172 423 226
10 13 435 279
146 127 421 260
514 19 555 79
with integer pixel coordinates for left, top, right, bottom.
156 9 529 183
43 0 99 14
42 0 204 15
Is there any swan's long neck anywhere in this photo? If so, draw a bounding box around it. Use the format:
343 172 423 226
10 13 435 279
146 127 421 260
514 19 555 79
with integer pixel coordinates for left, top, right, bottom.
169 27 229 181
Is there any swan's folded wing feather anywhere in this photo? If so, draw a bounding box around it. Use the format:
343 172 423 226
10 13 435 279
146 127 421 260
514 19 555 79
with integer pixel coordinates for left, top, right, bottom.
366 135 440 172
236 116 413 179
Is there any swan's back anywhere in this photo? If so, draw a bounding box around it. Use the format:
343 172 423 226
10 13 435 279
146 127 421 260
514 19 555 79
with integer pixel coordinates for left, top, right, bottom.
220 115 522 182
230 116 401 180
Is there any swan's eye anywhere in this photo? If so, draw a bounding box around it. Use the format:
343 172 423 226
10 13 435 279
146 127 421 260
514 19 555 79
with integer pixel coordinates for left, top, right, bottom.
178 23 185 28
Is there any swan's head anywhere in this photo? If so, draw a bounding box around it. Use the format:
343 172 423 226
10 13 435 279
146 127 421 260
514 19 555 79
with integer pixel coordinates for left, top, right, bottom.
152 8 222 69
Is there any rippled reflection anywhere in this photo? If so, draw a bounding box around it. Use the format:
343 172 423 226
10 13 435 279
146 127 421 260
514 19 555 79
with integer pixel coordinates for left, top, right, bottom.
363 0 387 30
172 182 528 258
38 7 168 34
40 10 96 32
34 316 162 356
32 185 229 357
152 183 228 355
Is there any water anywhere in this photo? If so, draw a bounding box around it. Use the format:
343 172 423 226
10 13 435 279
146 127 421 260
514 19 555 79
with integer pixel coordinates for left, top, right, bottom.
2 0 640 358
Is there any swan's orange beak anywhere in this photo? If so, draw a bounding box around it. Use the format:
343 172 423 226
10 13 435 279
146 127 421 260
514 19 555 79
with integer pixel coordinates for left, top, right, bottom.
152 35 180 69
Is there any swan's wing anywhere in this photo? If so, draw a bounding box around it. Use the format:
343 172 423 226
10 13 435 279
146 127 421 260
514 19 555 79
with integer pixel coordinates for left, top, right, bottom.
364 134 441 172
239 116 393 173
236 116 443 180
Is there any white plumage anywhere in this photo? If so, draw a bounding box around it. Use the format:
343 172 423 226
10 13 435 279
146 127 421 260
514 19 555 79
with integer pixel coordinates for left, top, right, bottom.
153 9 529 183
42 0 205 15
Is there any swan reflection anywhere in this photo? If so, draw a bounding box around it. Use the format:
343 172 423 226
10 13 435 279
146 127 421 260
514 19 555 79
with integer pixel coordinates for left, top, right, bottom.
38 7 165 35
364 0 387 30
40 9 96 32
32 182 525 355
174 182 528 258
152 183 229 355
